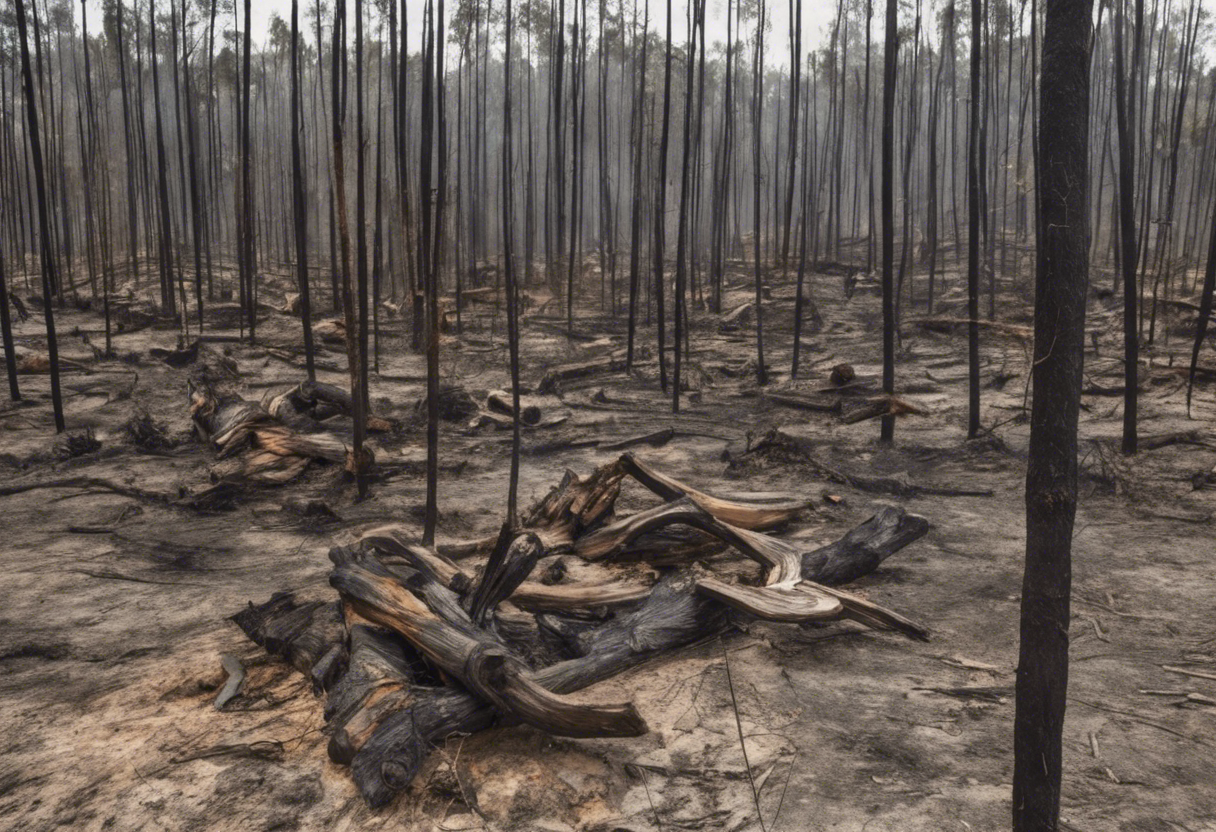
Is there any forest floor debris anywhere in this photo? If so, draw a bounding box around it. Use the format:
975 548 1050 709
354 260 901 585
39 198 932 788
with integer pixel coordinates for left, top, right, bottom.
1 260 1214 831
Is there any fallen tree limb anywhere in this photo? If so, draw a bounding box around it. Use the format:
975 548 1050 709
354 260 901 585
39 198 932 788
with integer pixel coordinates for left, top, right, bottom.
619 453 812 530
763 391 843 414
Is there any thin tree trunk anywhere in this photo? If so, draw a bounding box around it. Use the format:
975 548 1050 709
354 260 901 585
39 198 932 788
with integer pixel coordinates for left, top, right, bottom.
503 0 522 522
14 0 64 432
752 0 768 387
1113 0 1141 454
967 0 983 438
880 0 897 441
292 0 316 381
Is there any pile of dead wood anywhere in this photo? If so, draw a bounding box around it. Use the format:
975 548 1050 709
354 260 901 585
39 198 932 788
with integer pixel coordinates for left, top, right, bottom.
229 453 930 807
189 347 393 484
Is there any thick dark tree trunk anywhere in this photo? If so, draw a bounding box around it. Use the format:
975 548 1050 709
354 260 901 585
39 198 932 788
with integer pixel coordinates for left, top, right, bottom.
1014 0 1092 827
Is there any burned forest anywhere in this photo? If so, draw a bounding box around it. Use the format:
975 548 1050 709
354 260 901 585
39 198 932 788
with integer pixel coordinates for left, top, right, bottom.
3 0 1216 829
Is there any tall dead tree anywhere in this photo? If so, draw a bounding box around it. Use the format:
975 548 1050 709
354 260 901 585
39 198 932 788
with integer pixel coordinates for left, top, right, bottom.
1189 171 1216 414
356 0 370 421
752 0 768 387
503 0 522 522
780 0 802 265
1014 0 1093 827
0 244 18 401
15 0 64 432
113 0 140 292
292 0 316 381
653 0 673 393
1113 0 1142 454
966 0 983 439
150 2 177 320
625 0 650 370
331 0 368 498
240 0 257 341
880 0 897 441
673 0 703 413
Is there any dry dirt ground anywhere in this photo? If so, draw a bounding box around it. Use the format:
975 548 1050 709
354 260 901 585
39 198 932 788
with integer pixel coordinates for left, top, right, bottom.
1 260 1215 832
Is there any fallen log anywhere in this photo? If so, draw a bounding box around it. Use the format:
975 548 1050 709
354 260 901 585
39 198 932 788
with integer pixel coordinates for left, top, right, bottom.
329 562 647 739
840 395 928 424
718 302 754 332
763 391 842 414
344 505 928 803
486 390 543 425
267 380 395 432
325 624 420 764
537 355 629 394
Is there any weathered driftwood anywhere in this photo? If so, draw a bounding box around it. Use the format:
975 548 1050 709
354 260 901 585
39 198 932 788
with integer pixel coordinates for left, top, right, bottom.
520 459 628 542
572 495 928 634
348 573 728 807
464 527 544 625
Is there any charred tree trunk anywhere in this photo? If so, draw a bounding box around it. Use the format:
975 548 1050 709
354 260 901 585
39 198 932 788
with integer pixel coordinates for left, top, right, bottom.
1113 0 1141 454
625 0 650 371
880 0 897 442
503 0 522 523
15 0 64 432
653 0 673 393
751 0 769 387
966 0 983 439
292 0 316 382
1014 0 1092 826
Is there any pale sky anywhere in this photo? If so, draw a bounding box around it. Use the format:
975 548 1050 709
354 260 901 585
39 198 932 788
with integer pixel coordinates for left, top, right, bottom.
76 0 850 71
